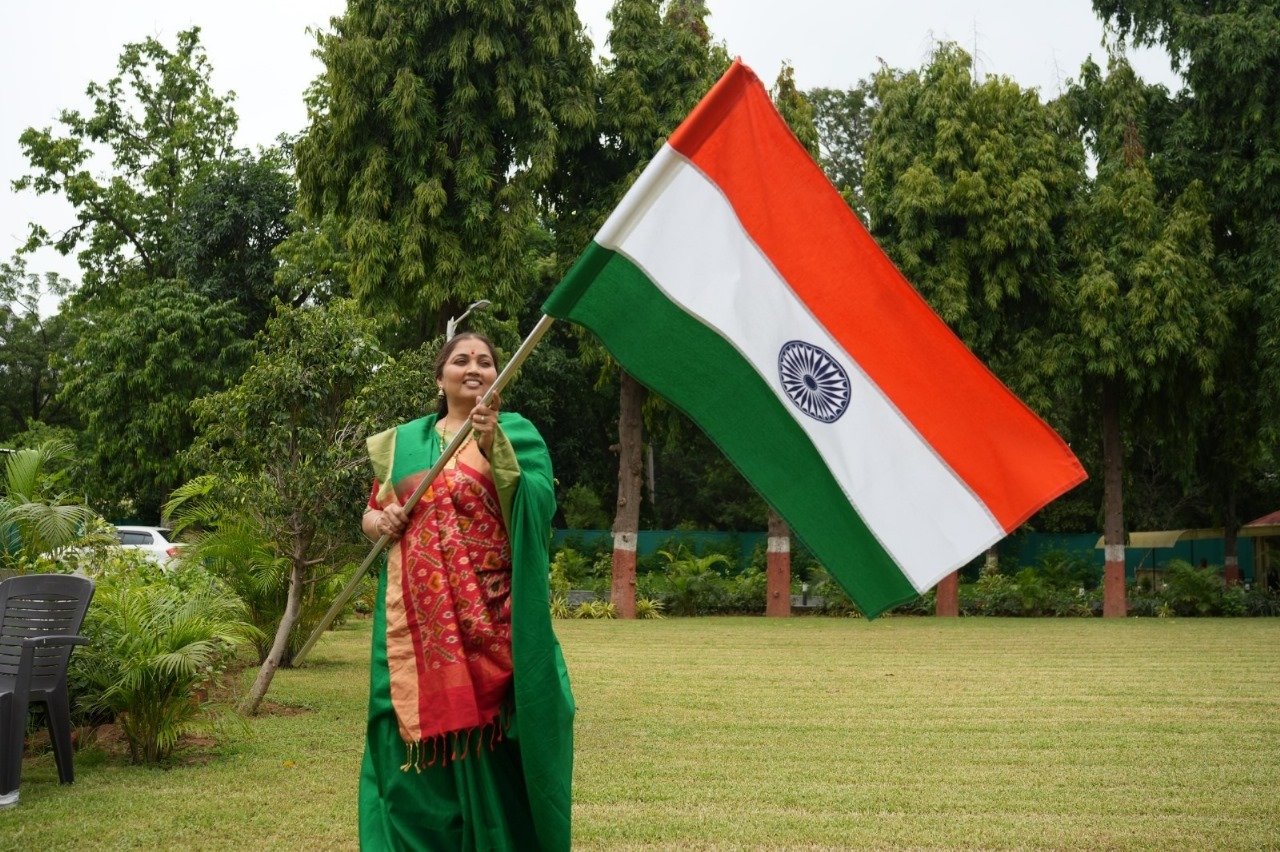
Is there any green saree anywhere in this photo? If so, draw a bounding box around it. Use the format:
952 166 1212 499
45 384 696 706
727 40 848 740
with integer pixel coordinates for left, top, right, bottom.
359 412 573 851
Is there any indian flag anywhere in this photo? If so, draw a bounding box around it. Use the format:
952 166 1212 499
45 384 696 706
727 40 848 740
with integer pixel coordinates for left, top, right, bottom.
543 60 1086 617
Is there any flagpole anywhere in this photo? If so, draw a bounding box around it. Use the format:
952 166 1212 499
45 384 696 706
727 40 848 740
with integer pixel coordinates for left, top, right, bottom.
293 314 557 666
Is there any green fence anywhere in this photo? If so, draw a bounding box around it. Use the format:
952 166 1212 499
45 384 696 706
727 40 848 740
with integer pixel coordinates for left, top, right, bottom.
552 529 767 560
1004 532 1255 582
553 529 1256 583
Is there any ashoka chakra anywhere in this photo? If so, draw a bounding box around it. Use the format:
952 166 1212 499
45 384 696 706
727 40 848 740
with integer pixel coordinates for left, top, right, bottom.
777 341 851 423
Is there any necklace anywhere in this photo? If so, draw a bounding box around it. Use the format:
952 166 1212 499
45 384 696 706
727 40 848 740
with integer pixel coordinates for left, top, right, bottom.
436 421 471 468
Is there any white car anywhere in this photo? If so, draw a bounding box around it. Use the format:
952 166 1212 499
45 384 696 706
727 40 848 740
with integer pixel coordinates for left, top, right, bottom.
115 525 185 566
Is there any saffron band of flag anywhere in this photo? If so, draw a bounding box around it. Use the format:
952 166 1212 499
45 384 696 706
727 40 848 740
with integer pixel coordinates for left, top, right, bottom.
544 60 1086 617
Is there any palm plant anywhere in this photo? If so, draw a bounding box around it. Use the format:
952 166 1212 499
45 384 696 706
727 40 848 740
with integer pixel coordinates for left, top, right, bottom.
0 441 113 572
658 547 730 616
73 576 259 764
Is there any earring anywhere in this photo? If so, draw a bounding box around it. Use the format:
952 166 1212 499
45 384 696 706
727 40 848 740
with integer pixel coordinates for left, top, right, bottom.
436 386 444 399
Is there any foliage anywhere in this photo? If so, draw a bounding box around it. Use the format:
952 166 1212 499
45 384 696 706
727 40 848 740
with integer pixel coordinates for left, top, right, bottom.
0 440 113 572
1064 56 1233 399
59 279 253 518
1092 0 1280 538
0 257 75 439
70 562 258 764
642 427 766 530
12 29 261 519
549 546 594 599
720 567 767 615
634 596 665 619
173 144 300 336
163 476 351 664
653 546 730 616
1244 587 1280 617
559 483 611 530
771 62 820 158
186 300 387 681
1162 559 1226 616
573 600 618 619
1061 55 1240 590
346 338 443 432
807 81 875 216
188 299 382 541
865 43 1083 413
552 0 729 258
13 28 237 297
498 324 619 523
271 213 352 311
296 0 596 341
545 0 733 556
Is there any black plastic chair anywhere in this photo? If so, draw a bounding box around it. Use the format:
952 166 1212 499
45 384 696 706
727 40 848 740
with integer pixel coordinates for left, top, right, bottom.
0 573 94 807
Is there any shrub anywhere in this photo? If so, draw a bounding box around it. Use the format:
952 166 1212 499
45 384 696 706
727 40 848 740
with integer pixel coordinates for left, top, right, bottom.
635 597 665 619
962 572 1021 616
806 566 859 616
573 600 617 619
1163 560 1224 616
549 546 592 599
70 564 260 764
1245 587 1280 616
722 567 766 614
1220 584 1247 617
655 547 729 616
559 483 610 530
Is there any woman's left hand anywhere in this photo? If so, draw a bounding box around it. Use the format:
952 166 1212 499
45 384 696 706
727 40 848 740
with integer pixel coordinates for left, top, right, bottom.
469 393 500 456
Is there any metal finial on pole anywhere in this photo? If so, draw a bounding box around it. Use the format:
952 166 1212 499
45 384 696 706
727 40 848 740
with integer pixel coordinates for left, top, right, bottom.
293 314 556 665
445 299 492 340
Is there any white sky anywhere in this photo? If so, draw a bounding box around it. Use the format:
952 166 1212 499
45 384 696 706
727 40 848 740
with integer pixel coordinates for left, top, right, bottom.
1 0 1178 304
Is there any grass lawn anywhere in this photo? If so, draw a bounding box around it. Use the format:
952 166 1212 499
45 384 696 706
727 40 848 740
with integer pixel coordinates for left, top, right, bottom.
3 616 1278 849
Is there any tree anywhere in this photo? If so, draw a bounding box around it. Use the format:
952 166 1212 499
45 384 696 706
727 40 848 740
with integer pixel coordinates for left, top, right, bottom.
0 258 75 440
59 280 252 519
13 28 237 299
550 0 730 617
1063 56 1236 615
864 44 1085 614
1093 0 1280 580
173 144 301 336
187 299 389 714
865 44 1083 411
807 81 875 217
295 0 596 342
12 30 263 520
771 62 820 157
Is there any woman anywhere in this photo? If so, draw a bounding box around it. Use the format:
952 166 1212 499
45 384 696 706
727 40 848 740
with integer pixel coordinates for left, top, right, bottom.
359 332 573 851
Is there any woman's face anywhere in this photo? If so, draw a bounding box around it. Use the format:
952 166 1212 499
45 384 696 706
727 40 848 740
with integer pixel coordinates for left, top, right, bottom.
437 338 497 412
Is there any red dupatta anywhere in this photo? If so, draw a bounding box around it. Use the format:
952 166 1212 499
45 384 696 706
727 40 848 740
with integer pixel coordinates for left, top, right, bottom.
370 461 513 767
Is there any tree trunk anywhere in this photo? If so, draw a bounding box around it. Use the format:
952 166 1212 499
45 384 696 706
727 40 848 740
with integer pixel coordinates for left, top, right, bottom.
611 372 644 619
1224 488 1240 585
765 507 790 617
1101 378 1127 618
935 571 959 617
239 561 305 715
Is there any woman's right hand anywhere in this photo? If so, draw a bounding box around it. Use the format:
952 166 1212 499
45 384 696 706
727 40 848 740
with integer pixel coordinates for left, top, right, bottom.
370 505 409 540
